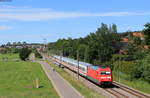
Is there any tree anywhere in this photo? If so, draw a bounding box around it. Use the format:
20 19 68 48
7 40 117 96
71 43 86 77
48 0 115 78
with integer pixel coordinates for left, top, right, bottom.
23 41 27 45
127 32 146 60
17 42 22 45
77 44 87 61
12 42 17 46
112 24 117 33
0 48 8 54
131 52 150 83
143 23 150 45
6 42 11 46
19 48 31 61
141 52 150 83
93 23 116 63
11 48 20 53
34 49 42 58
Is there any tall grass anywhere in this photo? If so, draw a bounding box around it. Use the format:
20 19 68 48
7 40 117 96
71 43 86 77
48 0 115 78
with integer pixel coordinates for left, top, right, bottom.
113 72 150 93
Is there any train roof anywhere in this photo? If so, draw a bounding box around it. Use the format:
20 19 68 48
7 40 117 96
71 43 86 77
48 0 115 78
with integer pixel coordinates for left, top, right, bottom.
89 65 99 70
53 55 109 69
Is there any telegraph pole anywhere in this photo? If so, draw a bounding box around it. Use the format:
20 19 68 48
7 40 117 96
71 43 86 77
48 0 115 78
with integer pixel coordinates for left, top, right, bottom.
42 38 47 60
43 38 47 52
77 50 79 79
60 50 62 68
119 52 121 83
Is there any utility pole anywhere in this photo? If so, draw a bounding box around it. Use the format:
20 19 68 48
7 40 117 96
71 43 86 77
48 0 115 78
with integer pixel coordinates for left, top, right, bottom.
77 50 79 79
42 38 47 60
43 38 47 52
59 50 62 68
119 52 121 83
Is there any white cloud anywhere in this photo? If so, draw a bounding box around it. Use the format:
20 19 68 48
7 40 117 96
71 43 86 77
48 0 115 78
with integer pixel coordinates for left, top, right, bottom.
0 12 131 21
0 5 149 21
0 25 11 30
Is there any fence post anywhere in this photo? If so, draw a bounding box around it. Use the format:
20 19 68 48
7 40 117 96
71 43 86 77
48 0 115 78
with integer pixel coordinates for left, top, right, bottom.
35 78 39 88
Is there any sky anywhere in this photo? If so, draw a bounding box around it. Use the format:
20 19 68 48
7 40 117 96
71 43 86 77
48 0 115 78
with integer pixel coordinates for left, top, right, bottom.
0 0 150 45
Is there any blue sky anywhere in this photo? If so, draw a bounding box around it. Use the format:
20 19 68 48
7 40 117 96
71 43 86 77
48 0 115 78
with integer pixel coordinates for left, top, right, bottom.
0 0 150 44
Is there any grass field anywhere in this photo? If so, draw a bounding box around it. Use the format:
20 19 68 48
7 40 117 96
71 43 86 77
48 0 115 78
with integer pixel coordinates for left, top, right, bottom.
113 72 150 94
0 61 59 98
47 61 104 98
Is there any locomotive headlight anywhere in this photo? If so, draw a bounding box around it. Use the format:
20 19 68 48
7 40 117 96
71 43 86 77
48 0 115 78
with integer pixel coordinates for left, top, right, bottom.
101 77 105 79
106 71 111 74
101 77 111 79
107 77 111 79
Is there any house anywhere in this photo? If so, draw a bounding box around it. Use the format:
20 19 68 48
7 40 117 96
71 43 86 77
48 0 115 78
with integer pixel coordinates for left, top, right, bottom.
132 32 144 37
119 32 148 54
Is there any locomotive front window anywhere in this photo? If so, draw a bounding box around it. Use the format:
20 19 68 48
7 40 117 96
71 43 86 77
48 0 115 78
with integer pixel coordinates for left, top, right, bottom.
101 71 111 75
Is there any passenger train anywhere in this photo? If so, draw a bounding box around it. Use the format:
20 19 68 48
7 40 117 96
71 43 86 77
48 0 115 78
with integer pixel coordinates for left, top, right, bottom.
53 55 112 86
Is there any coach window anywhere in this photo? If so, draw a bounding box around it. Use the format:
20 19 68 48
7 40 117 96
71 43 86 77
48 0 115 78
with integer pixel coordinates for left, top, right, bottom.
101 71 106 75
82 68 85 71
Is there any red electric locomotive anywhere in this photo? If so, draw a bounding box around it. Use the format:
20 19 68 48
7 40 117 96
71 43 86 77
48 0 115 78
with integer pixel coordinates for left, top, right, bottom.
87 65 112 85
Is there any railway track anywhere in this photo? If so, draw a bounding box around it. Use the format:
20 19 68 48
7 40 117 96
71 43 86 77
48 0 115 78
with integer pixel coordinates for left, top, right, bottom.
47 55 150 98
112 82 150 98
104 88 129 98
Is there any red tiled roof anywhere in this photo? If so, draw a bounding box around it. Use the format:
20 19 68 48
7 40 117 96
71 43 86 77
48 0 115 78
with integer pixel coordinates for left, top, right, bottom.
121 38 129 42
132 32 144 37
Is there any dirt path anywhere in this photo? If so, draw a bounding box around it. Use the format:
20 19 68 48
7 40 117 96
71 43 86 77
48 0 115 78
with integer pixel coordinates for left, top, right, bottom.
38 61 83 98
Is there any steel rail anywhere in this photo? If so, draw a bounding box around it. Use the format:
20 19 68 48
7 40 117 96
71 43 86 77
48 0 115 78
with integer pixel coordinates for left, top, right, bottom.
113 82 150 98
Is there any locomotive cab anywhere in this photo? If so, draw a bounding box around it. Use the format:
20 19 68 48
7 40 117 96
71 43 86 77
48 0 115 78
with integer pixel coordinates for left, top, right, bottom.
98 66 112 85
87 65 112 86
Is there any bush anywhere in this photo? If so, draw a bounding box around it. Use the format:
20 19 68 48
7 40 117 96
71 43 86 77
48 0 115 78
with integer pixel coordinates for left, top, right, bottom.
131 52 150 83
11 48 21 53
34 50 42 58
113 60 135 74
141 54 150 83
142 66 150 83
19 48 31 61
130 63 143 80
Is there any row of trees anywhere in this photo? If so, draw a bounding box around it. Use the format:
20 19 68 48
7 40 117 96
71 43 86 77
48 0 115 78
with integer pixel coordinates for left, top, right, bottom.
48 23 120 66
6 41 27 46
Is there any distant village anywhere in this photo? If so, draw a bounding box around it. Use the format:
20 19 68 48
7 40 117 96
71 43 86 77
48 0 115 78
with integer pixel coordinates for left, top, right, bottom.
0 42 45 53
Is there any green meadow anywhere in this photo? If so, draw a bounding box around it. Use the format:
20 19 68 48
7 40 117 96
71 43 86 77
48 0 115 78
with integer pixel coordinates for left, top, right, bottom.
0 54 59 98
0 53 19 60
